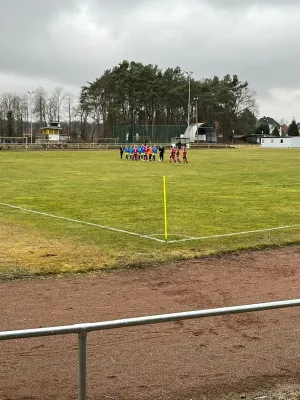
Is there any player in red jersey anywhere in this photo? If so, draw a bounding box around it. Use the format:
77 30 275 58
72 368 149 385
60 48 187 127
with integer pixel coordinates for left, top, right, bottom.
176 147 180 163
170 146 176 163
144 144 148 161
183 146 188 163
133 146 138 160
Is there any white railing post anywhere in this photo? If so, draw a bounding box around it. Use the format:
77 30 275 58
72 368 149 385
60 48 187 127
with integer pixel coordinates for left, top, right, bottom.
78 331 87 400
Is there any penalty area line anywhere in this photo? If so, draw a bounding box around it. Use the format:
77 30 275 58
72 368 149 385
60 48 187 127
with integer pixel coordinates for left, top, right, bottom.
0 201 165 243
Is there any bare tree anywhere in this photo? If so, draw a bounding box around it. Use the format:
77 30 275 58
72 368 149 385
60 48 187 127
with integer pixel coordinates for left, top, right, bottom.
46 96 56 123
64 92 76 135
234 88 258 117
0 93 21 136
33 87 47 126
70 102 83 140
1 92 16 113
52 86 65 122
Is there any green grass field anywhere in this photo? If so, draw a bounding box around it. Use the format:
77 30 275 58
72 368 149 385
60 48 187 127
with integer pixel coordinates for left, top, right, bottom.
2 147 300 277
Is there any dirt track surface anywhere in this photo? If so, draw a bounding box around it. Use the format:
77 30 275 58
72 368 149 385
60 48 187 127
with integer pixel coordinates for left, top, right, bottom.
1 246 300 400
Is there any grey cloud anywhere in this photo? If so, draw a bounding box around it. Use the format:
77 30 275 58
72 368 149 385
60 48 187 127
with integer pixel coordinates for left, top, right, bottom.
202 0 300 8
0 0 300 120
0 0 79 76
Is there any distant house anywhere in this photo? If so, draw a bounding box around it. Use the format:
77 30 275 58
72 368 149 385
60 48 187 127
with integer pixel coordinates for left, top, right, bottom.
280 124 288 136
257 116 280 135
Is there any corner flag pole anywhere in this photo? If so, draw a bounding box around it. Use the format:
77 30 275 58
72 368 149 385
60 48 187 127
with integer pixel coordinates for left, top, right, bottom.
163 176 168 241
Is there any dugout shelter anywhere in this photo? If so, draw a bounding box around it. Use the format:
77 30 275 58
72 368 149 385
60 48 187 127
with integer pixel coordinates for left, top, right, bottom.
182 123 217 143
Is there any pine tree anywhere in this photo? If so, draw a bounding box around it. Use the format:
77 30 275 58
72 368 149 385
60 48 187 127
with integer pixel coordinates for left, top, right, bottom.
288 119 299 136
273 126 280 136
255 123 270 135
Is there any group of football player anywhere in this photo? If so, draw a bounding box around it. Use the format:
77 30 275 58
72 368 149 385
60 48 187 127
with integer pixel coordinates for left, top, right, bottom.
119 143 188 163
169 146 188 163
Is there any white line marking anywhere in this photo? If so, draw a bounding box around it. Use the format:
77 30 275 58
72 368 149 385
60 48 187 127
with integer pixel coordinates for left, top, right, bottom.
221 182 300 187
1 202 300 245
148 234 195 239
0 202 165 243
166 224 300 243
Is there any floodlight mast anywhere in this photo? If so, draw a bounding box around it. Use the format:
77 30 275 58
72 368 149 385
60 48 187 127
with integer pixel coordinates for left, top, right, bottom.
28 91 35 144
184 71 193 129
194 97 199 143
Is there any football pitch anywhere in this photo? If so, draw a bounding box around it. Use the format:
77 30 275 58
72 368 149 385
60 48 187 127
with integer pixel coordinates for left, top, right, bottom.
1 147 300 277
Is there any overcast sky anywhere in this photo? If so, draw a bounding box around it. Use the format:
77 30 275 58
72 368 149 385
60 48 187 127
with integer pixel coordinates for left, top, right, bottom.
1 0 300 122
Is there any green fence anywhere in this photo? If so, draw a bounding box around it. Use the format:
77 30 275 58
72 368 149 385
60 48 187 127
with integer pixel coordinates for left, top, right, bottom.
113 125 187 144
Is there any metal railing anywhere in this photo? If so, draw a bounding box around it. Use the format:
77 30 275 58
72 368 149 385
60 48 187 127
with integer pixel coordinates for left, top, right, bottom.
0 142 258 152
0 142 170 151
1 299 300 400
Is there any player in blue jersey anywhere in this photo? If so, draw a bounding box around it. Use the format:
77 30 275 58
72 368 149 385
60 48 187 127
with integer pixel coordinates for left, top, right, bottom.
129 146 134 160
152 145 157 161
138 145 143 160
125 146 129 160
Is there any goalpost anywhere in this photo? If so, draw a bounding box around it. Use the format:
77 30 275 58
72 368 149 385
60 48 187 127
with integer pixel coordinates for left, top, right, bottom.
0 137 28 151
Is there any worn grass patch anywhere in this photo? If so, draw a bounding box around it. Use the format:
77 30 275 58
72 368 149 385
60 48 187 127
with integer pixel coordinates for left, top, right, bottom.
2 148 300 277
0 222 116 277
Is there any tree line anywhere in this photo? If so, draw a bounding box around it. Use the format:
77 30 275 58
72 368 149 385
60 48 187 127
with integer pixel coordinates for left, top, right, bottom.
256 116 300 137
0 87 83 139
2 59 298 141
80 60 258 141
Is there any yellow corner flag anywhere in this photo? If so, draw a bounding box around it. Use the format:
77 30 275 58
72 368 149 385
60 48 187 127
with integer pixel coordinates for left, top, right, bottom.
163 176 168 241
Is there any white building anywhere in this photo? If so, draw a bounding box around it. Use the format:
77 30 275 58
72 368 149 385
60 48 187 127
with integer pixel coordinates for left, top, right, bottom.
181 123 217 143
261 136 300 148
